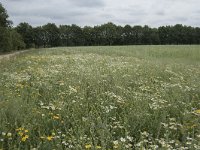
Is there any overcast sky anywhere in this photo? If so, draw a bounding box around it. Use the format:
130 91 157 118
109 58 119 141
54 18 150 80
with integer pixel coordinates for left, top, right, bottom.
1 0 200 27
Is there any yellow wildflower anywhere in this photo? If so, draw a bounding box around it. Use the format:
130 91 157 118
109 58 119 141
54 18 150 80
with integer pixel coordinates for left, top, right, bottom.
96 145 101 149
18 132 24 137
16 127 24 131
85 144 92 149
21 135 29 142
194 109 200 114
25 130 29 133
53 115 60 120
47 136 53 141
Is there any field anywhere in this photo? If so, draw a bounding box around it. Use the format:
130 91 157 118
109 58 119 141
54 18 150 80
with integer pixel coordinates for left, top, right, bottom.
0 45 200 149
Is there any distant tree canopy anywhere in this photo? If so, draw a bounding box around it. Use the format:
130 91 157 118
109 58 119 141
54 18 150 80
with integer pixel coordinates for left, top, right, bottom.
1 3 200 53
24 23 200 48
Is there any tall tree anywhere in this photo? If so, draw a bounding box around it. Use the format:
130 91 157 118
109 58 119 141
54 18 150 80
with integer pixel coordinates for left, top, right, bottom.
32 27 45 48
70 24 84 46
150 28 160 45
142 25 152 44
16 22 34 48
83 26 95 46
122 25 134 45
114 25 123 45
10 29 26 50
0 3 13 52
59 25 76 46
132 26 143 45
42 23 60 47
0 3 12 27
195 27 200 44
0 27 12 52
98 22 117 45
171 24 184 44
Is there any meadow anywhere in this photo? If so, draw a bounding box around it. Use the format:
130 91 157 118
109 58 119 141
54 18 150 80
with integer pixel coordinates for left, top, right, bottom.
0 45 200 149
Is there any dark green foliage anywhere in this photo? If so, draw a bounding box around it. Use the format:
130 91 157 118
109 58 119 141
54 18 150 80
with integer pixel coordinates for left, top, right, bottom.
32 26 45 48
16 23 200 48
0 3 11 27
15 22 34 48
10 30 26 50
82 26 95 46
29 22 200 48
0 27 12 52
0 3 25 53
0 3 11 52
0 27 25 52
122 25 134 45
42 23 60 47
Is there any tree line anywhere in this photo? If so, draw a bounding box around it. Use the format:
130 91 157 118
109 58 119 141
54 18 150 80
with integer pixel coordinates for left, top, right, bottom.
1 3 200 53
16 23 200 48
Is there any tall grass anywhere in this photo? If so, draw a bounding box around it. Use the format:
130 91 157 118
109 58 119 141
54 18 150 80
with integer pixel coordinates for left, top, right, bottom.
0 45 200 149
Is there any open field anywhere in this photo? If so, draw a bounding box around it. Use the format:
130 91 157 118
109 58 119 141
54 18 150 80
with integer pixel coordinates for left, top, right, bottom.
0 45 200 149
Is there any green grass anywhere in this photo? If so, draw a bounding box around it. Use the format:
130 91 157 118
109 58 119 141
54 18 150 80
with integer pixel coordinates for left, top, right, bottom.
0 45 200 149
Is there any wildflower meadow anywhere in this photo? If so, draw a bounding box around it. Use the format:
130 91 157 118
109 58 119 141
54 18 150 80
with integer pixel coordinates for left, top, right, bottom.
0 45 200 149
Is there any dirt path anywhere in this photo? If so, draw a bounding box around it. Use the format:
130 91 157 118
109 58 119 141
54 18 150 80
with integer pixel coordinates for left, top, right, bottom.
0 50 27 61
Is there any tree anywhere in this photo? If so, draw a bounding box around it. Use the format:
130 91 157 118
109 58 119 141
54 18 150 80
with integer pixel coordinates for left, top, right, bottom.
171 24 184 44
158 26 169 44
0 28 25 52
114 25 123 45
150 28 160 45
142 25 152 44
42 23 60 47
0 3 12 27
0 27 12 52
58 24 85 46
132 26 143 45
195 27 200 44
10 30 25 50
33 26 47 48
70 24 84 46
83 26 95 46
93 26 102 46
16 22 34 48
59 25 76 46
0 3 12 52
0 3 25 52
96 22 117 45
122 25 134 45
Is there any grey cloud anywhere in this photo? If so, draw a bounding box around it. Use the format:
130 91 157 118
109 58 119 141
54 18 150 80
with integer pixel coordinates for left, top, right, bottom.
156 11 165 16
1 0 200 27
71 0 105 7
